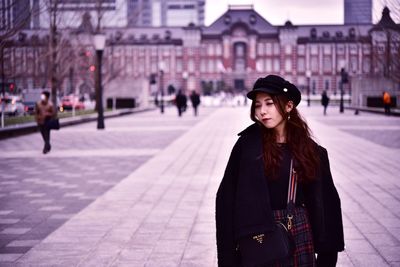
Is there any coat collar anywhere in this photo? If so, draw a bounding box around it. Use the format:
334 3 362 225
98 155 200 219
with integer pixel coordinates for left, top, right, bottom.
237 123 263 136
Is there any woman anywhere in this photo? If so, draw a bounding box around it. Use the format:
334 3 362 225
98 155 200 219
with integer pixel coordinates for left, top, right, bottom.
216 75 344 267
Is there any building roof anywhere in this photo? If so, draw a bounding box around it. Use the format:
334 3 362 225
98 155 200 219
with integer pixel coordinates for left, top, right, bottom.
370 6 400 32
202 5 277 36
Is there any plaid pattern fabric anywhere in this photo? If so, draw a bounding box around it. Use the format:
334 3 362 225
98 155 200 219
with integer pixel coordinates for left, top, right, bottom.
267 207 316 267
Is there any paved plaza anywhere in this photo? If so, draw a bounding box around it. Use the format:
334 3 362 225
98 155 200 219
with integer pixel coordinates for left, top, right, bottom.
0 104 400 266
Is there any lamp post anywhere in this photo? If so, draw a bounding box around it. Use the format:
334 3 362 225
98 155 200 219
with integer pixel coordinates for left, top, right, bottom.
1 46 5 128
94 33 106 129
339 68 348 113
182 71 188 94
306 70 311 107
159 61 165 114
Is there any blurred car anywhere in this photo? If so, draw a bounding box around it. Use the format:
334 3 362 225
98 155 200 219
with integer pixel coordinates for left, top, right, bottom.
0 96 25 116
23 101 37 115
59 95 85 112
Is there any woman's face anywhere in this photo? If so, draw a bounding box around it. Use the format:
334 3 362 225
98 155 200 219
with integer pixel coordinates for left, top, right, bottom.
254 92 285 130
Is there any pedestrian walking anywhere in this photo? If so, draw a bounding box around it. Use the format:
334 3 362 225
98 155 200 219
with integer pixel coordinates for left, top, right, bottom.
321 90 330 115
382 91 391 115
216 75 344 267
35 91 56 154
175 90 187 117
190 90 201 116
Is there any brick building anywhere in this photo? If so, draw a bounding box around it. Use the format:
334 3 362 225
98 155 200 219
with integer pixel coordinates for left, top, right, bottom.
1 5 399 107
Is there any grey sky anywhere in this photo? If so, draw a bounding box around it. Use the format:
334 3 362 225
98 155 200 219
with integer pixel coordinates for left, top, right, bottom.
205 0 399 26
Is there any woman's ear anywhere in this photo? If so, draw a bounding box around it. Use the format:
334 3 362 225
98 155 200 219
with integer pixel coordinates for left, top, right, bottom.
286 101 294 113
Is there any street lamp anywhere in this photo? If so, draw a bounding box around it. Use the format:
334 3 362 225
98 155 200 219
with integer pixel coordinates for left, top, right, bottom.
217 61 226 93
182 71 188 94
339 68 348 113
159 61 165 114
306 70 311 107
94 33 106 129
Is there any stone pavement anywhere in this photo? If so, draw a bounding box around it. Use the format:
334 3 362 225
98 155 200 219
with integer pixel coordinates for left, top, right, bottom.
0 104 399 266
0 106 216 265
301 106 400 266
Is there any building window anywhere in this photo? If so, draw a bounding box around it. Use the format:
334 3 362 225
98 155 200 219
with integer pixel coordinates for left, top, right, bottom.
297 57 305 72
257 43 264 56
256 59 264 72
297 45 305 55
236 44 245 57
273 58 280 72
350 44 358 55
285 58 292 72
164 58 170 73
176 47 183 56
176 59 183 72
200 60 206 72
310 45 318 55
215 44 222 56
150 47 157 56
363 58 370 73
188 59 195 73
350 56 358 72
163 47 170 56
323 45 331 55
236 59 245 72
312 80 316 94
188 47 195 56
151 59 157 73
200 44 207 56
266 43 272 55
273 43 280 55
138 58 145 73
336 58 346 72
127 62 133 74
324 79 330 90
265 59 272 72
363 44 371 54
311 57 318 72
234 43 246 71
208 44 215 56
208 60 214 73
323 57 332 72
337 44 345 54
377 44 385 54
285 45 292 55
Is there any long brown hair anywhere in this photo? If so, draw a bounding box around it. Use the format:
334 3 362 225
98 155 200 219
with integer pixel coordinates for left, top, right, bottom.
250 94 320 182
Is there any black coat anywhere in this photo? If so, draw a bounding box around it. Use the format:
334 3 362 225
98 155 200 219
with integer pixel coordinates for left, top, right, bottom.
216 123 344 266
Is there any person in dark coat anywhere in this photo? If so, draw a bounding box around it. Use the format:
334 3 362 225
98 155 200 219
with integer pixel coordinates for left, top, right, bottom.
190 90 201 116
175 90 187 117
216 75 344 267
34 91 55 154
321 91 330 115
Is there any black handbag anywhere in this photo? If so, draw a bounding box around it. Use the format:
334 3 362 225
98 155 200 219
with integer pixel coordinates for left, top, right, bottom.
237 159 297 267
46 118 60 130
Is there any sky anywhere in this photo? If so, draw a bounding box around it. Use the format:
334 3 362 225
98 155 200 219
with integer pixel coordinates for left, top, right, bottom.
204 0 399 26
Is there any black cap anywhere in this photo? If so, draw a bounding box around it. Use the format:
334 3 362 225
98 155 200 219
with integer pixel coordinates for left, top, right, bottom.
247 75 301 106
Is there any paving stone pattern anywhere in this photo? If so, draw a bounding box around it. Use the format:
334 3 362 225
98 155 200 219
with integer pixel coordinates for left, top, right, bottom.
311 107 400 149
0 107 214 265
301 106 400 267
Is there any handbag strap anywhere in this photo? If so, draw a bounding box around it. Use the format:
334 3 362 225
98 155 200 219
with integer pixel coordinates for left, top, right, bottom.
286 159 298 205
286 159 297 230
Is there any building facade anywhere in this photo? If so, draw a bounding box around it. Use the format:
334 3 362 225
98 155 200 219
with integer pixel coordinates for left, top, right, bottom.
344 0 372 24
128 0 205 27
1 5 399 107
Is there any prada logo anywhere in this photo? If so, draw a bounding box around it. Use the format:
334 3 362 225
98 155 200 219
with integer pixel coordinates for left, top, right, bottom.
252 234 265 244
